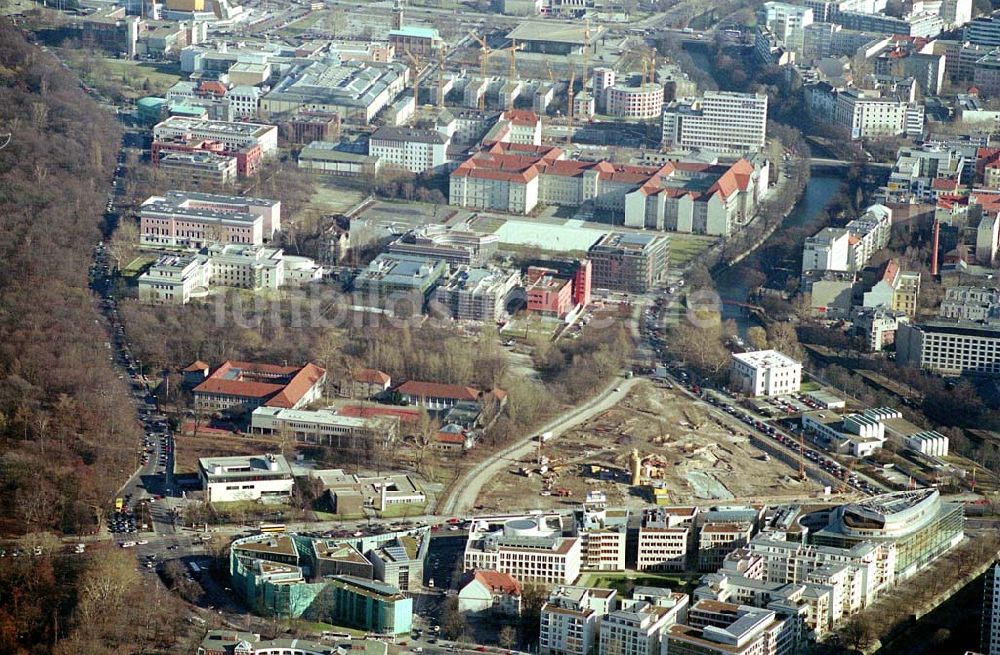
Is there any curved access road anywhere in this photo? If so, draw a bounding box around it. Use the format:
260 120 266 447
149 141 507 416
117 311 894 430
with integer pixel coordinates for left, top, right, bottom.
438 375 642 517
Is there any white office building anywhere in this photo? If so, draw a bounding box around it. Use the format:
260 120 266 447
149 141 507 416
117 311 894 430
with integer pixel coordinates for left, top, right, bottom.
137 254 212 305
139 191 281 249
198 454 294 503
464 515 582 585
368 126 450 174
662 92 768 154
153 116 278 157
758 2 814 53
636 506 699 572
730 350 802 397
897 320 1000 376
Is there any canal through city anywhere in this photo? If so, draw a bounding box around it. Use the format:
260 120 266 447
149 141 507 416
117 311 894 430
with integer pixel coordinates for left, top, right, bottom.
714 174 844 334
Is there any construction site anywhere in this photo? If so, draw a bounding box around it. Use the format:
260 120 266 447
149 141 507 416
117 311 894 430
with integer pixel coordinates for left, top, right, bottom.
475 380 825 512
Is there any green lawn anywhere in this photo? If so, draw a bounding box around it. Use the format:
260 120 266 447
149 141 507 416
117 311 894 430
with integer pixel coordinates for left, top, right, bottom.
501 314 561 341
121 254 158 278
669 234 715 267
576 572 702 596
99 59 182 98
799 380 821 392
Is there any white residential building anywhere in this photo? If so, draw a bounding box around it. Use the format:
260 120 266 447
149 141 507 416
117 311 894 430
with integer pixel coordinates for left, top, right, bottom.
939 286 1000 321
198 453 294 503
637 506 698 572
540 586 618 655
661 92 768 154
758 2 814 53
464 515 582 585
802 228 851 273
665 601 797 655
730 350 802 398
368 126 450 174
598 597 688 655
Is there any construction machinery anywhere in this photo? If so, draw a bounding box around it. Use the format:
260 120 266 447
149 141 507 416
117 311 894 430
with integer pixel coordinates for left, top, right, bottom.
436 48 446 107
577 17 592 121
403 48 422 118
497 38 524 111
469 32 491 110
566 63 575 144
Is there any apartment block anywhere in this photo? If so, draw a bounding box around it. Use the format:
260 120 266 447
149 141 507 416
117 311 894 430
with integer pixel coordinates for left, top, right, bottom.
802 228 851 274
587 232 669 294
637 506 698 572
599 596 688 655
833 88 915 139
540 586 618 655
758 2 814 53
157 150 238 189
662 92 768 154
369 126 450 174
861 259 921 317
698 522 754 572
665 600 797 655
939 286 1000 321
431 267 521 322
730 350 802 398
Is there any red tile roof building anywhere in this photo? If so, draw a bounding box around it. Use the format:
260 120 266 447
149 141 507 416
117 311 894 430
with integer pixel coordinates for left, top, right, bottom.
458 569 523 616
449 142 768 236
194 360 326 414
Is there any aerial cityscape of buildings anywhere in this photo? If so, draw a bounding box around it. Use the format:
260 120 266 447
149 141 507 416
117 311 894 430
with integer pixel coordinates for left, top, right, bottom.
15 0 1000 652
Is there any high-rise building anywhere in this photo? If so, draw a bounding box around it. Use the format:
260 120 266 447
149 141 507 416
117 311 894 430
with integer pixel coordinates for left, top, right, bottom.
662 92 768 154
758 2 814 53
982 561 1000 655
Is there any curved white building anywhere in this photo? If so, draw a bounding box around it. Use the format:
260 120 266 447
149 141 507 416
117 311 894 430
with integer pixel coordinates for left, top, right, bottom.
606 82 664 119
812 488 964 579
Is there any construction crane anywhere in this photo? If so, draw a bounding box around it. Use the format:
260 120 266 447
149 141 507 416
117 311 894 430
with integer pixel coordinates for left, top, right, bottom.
403 48 422 120
642 50 657 87
566 63 575 145
578 17 591 120
469 32 492 110
798 431 807 482
497 38 524 111
436 48 446 107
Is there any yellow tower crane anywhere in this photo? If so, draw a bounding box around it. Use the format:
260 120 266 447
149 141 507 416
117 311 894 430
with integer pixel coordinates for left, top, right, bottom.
403 48 422 119
469 32 492 111
437 48 446 107
566 63 576 145
497 38 524 111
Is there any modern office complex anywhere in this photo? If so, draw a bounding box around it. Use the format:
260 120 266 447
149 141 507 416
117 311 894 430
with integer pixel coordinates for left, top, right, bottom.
897 320 1000 376
661 92 768 153
982 561 1000 655
587 232 669 294
198 453 294 503
664 601 797 655
810 489 964 580
464 514 582 585
352 254 450 311
153 115 278 158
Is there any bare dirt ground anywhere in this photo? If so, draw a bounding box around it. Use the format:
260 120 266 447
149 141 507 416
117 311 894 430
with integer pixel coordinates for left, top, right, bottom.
475 380 821 512
174 433 306 475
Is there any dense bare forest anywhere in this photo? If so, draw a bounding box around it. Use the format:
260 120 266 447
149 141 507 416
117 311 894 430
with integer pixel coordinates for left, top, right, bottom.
0 21 193 654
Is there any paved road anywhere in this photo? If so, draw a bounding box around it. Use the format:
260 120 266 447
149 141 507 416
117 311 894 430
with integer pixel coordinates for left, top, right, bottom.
440 375 642 516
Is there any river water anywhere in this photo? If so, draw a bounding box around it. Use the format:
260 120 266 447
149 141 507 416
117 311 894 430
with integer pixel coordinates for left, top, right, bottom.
714 174 844 334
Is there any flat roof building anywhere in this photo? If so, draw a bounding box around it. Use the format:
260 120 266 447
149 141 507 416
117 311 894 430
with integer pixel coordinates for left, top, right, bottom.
353 254 449 313
198 453 294 503
730 350 802 398
897 319 1000 376
139 190 281 249
588 231 669 294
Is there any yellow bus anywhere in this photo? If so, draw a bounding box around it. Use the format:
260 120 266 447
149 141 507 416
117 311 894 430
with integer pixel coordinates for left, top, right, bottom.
115 497 124 511
258 523 286 534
